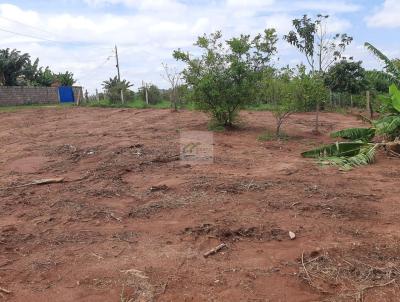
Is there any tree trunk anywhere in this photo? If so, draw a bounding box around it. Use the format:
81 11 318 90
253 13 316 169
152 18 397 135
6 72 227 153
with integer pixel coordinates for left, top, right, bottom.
171 88 178 111
366 90 373 119
276 121 282 137
315 102 320 134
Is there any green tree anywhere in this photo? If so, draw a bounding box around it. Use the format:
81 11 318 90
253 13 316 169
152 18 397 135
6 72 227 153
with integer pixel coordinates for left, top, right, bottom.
173 29 278 127
325 60 367 107
102 76 133 103
269 69 301 137
284 15 352 133
257 65 328 137
366 70 391 93
284 15 353 73
293 66 329 112
33 67 55 87
57 71 76 86
0 48 31 86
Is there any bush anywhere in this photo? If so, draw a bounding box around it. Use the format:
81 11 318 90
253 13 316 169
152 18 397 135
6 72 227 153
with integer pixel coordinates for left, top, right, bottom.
174 29 278 127
139 84 162 104
102 76 134 103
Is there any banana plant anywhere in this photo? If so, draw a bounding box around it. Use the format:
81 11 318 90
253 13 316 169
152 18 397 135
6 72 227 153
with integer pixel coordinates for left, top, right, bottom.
364 42 400 86
302 84 400 170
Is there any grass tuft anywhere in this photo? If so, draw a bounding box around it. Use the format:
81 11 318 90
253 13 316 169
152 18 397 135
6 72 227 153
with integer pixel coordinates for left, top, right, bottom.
257 130 289 141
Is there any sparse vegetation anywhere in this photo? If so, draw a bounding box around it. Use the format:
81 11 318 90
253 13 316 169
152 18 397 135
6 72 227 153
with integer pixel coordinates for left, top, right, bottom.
257 130 289 141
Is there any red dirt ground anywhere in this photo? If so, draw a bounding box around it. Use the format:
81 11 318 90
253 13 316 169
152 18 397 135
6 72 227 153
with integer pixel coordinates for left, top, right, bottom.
1 107 400 302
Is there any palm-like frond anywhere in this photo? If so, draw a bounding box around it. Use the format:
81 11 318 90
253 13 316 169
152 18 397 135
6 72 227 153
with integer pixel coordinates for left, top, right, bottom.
331 128 375 141
319 144 378 170
365 42 400 85
374 115 400 138
301 142 367 158
389 84 400 112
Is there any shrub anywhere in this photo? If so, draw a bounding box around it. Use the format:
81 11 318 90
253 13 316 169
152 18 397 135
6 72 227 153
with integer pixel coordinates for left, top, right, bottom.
173 29 278 127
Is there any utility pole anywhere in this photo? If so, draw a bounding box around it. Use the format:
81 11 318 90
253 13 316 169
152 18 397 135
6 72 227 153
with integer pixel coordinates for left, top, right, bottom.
115 45 121 81
142 80 149 105
115 45 124 104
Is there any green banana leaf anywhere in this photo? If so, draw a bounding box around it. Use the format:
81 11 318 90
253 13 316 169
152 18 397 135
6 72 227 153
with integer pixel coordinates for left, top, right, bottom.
301 142 367 159
374 115 400 136
319 144 378 170
389 84 400 113
331 128 375 141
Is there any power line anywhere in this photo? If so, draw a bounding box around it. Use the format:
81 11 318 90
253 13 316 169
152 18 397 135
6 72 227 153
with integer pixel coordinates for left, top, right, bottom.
76 54 115 81
0 27 60 43
0 15 59 37
0 16 104 48
0 26 114 51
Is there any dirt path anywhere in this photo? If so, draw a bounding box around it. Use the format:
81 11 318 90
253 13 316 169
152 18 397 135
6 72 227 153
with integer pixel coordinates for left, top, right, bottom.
1 107 400 301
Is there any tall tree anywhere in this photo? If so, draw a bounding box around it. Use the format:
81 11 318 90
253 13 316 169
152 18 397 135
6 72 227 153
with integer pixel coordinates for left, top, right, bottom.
284 15 353 73
284 15 353 133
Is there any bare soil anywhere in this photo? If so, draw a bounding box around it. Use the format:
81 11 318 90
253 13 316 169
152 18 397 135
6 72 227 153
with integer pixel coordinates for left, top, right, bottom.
1 107 400 302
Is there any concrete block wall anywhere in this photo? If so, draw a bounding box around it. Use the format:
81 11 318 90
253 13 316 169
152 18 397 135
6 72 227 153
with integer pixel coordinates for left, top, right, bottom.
0 86 83 106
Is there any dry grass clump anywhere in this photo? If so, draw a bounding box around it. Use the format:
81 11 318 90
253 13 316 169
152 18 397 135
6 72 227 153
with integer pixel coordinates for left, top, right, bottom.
299 241 400 301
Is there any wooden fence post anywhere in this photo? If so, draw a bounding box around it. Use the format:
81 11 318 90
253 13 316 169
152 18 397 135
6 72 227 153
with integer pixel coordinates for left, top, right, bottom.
366 90 373 119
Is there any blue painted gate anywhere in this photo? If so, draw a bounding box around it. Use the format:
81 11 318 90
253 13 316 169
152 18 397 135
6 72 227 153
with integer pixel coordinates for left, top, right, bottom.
59 86 75 103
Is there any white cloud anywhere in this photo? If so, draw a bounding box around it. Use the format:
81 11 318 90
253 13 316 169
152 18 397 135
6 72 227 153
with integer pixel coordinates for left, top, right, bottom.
265 14 293 34
84 0 186 11
325 16 352 33
226 0 275 9
290 1 360 13
0 4 40 25
367 0 400 28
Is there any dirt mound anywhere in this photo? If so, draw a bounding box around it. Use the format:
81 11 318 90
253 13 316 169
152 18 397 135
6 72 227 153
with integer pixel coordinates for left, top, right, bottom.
183 223 289 242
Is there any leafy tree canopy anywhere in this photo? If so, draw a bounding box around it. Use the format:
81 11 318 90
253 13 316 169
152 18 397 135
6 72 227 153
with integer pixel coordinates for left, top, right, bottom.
324 60 367 94
284 15 353 74
173 29 278 127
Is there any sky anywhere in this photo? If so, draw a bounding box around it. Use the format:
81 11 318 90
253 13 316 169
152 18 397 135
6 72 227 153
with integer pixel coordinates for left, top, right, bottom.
0 0 399 92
